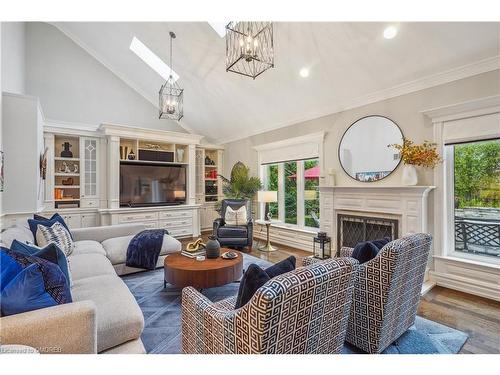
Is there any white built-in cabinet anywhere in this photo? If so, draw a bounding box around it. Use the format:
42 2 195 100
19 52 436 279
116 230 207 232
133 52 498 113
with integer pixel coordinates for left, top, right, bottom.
195 146 224 230
80 137 99 205
45 133 100 210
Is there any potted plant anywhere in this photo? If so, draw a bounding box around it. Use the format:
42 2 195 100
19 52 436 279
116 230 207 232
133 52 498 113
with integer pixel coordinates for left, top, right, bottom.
216 162 262 213
389 138 442 185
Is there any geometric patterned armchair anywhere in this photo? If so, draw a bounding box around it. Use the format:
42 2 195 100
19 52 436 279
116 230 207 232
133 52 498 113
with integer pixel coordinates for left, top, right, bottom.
343 233 432 353
181 258 359 354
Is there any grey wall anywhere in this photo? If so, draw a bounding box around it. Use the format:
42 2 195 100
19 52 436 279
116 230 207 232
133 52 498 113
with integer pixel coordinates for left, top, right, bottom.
224 69 500 188
1 22 26 94
25 22 184 132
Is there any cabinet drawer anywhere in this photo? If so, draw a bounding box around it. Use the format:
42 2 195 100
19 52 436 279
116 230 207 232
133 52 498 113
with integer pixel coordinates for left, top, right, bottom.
118 212 159 223
60 214 81 229
159 218 192 229
144 222 158 229
168 227 192 238
81 214 98 228
80 199 99 208
159 210 192 220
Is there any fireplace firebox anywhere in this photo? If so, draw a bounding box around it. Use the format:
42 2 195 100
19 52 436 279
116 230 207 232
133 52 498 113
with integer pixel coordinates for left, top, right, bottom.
337 214 398 256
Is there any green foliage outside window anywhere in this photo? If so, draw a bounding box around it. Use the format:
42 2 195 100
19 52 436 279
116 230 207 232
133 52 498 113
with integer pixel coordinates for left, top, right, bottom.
284 162 297 224
265 158 320 227
304 159 320 228
454 139 499 209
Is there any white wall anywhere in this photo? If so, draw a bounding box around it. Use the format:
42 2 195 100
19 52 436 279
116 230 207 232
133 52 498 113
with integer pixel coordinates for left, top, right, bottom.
224 70 500 188
1 22 25 94
25 22 184 132
2 93 44 214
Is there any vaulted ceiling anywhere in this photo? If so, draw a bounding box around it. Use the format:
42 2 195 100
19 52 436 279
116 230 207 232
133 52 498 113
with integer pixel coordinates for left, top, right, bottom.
53 22 500 143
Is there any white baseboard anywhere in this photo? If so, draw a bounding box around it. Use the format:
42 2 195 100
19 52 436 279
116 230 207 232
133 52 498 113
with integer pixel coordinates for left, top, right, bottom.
429 270 500 302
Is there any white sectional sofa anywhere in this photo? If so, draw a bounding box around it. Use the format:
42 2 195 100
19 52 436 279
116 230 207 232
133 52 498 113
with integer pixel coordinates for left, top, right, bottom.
0 223 182 354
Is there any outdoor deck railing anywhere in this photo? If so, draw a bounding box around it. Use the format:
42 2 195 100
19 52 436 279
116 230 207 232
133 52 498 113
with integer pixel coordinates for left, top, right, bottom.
455 217 500 257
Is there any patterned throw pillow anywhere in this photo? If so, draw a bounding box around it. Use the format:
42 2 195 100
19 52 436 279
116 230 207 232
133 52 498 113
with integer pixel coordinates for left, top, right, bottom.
28 213 73 245
36 222 74 257
10 240 72 287
225 205 248 226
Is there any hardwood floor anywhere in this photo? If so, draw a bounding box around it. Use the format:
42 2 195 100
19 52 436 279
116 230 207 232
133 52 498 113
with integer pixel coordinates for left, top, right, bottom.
182 232 500 354
419 286 500 353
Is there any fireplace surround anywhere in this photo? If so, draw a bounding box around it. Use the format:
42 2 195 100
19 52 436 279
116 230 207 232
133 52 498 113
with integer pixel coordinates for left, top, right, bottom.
320 186 435 254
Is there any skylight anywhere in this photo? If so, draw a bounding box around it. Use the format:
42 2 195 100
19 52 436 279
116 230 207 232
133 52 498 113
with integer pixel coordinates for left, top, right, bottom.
129 37 179 82
208 22 227 38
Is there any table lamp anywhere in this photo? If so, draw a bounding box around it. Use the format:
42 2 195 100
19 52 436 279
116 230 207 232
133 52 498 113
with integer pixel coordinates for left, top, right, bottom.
258 190 278 221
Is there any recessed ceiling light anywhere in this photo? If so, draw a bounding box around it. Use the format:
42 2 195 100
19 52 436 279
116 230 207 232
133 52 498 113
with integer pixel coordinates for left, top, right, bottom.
383 26 398 39
129 37 179 82
208 22 227 38
299 68 309 78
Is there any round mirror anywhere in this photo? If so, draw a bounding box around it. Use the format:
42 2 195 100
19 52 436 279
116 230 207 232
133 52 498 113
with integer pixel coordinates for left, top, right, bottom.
338 116 403 182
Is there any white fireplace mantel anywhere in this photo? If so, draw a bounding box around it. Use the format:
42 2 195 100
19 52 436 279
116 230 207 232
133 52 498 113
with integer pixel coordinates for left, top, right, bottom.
319 185 436 243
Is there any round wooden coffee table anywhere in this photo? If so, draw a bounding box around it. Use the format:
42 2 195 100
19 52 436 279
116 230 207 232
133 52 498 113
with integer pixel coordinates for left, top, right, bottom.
164 250 243 289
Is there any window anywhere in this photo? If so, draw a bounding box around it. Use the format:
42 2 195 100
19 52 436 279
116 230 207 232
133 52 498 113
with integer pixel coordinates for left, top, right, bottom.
449 138 499 258
129 37 179 81
261 158 320 230
284 161 297 225
304 159 320 228
265 164 279 219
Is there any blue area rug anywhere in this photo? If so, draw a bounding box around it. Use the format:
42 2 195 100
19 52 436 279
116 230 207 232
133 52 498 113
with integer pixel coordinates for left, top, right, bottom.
122 254 468 354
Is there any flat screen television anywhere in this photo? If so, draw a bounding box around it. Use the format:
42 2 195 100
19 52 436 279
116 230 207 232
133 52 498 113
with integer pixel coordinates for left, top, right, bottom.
120 162 186 207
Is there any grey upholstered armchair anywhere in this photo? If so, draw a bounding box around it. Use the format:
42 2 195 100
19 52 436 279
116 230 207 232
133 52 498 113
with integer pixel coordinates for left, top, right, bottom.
181 258 359 354
213 199 253 248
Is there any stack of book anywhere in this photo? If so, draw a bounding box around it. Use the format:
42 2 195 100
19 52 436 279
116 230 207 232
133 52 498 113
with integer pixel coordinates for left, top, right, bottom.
181 249 206 258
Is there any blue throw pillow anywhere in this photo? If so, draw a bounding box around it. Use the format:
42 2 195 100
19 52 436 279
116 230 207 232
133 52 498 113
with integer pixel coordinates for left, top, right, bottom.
351 241 380 264
10 240 71 286
0 247 22 292
0 248 72 316
28 213 72 245
351 237 391 264
264 256 296 278
235 256 297 309
371 237 391 250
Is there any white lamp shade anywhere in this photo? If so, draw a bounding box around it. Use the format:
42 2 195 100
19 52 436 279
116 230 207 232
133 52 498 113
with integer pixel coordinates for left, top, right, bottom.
258 190 278 203
304 190 318 200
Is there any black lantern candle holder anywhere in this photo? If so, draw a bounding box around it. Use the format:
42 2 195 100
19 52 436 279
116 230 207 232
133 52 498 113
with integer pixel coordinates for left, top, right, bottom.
313 232 331 259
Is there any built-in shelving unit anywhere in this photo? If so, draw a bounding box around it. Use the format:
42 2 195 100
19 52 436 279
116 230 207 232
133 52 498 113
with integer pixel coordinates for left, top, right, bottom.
53 135 81 207
119 138 189 164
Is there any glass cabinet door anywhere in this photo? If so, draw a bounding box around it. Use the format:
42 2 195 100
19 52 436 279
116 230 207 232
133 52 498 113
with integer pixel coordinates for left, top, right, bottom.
82 138 98 197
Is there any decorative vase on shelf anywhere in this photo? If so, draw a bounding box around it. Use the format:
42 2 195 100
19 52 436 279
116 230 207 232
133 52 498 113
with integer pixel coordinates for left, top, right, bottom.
60 142 73 158
176 148 185 163
402 164 418 186
205 236 221 259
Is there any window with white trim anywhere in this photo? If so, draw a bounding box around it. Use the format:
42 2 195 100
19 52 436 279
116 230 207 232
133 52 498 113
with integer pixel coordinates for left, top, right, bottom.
262 158 320 230
445 137 500 259
441 111 500 261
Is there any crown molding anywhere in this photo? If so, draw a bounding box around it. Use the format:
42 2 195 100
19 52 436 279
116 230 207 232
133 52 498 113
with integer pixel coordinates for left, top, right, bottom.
50 22 194 135
421 94 500 123
99 122 204 144
219 56 500 144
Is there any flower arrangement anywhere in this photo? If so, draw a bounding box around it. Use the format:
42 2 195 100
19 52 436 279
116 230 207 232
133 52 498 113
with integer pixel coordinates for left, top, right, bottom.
389 138 442 168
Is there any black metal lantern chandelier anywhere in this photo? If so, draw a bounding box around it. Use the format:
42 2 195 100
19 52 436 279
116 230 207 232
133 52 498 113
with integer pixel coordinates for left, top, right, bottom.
159 31 183 121
225 22 274 79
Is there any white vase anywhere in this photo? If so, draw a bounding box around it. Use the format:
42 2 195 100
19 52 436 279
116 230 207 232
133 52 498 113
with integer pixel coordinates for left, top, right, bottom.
402 165 418 186
176 148 185 163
